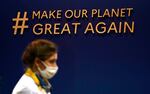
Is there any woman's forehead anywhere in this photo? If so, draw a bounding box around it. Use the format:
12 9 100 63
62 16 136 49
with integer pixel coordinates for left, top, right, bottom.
47 53 58 60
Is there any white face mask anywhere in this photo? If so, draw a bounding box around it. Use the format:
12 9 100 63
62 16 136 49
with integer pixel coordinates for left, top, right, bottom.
37 61 58 79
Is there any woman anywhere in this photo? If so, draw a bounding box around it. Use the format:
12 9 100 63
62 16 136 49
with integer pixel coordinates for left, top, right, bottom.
12 39 59 94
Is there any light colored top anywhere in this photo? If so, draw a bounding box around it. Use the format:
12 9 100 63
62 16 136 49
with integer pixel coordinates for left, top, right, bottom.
12 69 51 94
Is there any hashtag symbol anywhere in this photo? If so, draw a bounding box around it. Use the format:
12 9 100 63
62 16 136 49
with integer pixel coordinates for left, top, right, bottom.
12 12 29 35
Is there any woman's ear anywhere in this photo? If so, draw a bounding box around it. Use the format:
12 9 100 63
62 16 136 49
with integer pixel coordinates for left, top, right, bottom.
32 58 41 72
34 58 41 67
34 58 46 70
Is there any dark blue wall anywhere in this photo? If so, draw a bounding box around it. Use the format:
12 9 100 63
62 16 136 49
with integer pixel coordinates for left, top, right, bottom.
0 0 150 94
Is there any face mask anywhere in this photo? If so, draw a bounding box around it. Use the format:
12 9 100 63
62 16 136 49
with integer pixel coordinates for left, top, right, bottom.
37 61 58 79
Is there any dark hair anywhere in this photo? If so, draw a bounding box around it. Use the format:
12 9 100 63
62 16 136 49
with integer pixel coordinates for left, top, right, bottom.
22 39 58 68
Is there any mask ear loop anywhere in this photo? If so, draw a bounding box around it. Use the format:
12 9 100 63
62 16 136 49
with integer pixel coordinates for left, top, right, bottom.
37 66 42 72
41 61 48 67
36 61 46 76
35 61 43 72
36 61 49 80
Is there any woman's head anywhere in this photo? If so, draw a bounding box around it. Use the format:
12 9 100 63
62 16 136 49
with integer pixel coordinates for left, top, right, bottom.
22 39 58 79
22 39 58 68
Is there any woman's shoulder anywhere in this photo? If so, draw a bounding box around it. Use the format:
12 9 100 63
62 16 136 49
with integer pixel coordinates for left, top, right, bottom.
18 74 36 86
12 74 39 94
